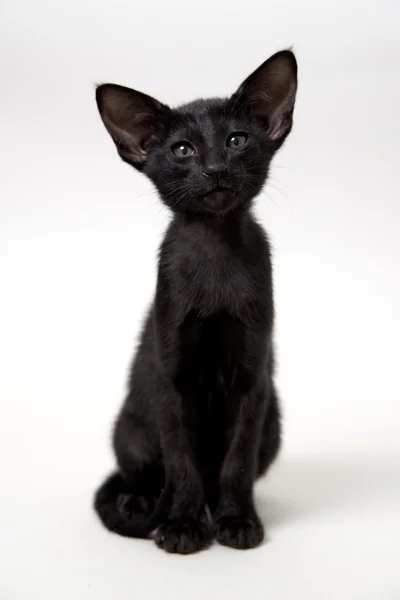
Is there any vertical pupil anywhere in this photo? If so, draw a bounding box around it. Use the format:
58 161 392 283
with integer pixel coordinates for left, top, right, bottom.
181 145 187 155
233 137 239 146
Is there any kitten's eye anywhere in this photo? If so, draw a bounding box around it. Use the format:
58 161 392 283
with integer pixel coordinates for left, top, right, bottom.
227 133 248 149
171 142 195 157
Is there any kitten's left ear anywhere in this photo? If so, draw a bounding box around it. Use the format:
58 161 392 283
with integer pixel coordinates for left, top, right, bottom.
96 84 170 169
232 50 298 143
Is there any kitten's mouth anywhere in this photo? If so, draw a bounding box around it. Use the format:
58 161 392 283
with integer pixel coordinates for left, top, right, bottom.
203 185 231 197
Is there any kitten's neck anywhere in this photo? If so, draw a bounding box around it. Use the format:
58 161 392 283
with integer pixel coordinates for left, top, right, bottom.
178 206 251 229
176 207 252 246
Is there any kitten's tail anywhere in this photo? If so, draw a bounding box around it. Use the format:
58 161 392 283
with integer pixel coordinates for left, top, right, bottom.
93 472 172 538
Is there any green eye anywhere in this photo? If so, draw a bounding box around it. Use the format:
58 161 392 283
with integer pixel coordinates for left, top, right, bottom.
171 142 195 157
227 133 248 149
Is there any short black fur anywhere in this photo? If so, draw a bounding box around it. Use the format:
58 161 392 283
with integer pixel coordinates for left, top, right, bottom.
94 50 297 553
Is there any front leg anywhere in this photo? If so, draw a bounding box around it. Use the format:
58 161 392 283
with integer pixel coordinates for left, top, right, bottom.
153 383 212 554
153 292 213 553
155 383 212 554
214 387 267 550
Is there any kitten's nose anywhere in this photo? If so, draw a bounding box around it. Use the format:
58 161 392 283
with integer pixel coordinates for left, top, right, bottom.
202 162 227 179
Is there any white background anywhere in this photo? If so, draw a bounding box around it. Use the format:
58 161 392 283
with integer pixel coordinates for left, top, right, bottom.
1 0 400 598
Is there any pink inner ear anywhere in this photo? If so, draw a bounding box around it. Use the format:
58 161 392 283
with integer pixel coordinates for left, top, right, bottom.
234 51 297 142
96 83 168 165
267 108 293 141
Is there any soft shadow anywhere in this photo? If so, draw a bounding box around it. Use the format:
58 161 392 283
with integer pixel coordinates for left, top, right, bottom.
256 455 399 529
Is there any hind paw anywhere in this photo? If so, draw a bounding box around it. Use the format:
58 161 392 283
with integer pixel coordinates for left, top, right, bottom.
116 493 156 518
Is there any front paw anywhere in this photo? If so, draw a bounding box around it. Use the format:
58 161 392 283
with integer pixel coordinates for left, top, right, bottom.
215 511 264 550
155 515 213 554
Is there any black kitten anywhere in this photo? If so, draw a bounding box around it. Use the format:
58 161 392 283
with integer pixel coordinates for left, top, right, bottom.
94 50 297 554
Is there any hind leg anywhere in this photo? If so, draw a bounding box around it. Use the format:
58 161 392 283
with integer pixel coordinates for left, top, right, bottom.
112 408 164 519
257 383 281 478
113 464 164 520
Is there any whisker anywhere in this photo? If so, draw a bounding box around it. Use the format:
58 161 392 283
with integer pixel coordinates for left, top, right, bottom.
267 182 292 208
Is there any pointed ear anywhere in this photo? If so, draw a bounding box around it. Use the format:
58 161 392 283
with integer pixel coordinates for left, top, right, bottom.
96 84 170 169
232 50 297 143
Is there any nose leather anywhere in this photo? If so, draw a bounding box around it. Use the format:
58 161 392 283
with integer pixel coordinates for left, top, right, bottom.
202 162 227 179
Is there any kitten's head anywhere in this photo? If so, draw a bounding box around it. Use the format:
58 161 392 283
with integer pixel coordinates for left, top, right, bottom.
96 50 297 216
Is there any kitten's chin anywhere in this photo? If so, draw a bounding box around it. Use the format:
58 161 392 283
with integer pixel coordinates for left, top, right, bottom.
201 188 251 217
202 188 237 213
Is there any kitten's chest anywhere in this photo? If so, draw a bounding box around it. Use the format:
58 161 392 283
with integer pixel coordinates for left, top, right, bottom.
176 238 253 315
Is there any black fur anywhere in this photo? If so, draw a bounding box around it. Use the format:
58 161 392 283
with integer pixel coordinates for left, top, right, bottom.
93 50 297 554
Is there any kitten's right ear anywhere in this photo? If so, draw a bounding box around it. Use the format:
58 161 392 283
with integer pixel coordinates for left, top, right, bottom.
96 84 170 170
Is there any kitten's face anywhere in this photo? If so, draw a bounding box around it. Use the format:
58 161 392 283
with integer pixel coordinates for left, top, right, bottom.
144 99 271 215
96 50 297 217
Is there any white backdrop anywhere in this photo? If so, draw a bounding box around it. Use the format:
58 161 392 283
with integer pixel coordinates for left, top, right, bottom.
1 1 399 598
